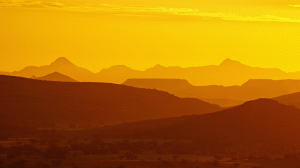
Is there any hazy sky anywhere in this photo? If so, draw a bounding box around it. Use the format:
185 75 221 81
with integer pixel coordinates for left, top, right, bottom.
1 0 300 72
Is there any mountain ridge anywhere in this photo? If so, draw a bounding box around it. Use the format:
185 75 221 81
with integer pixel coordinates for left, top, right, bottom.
1 57 300 86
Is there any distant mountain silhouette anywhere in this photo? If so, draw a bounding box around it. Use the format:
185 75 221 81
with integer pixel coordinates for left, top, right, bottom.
1 58 300 86
50 57 75 68
123 79 300 107
94 99 300 145
0 75 221 127
3 57 94 82
138 58 297 86
37 72 77 82
273 92 300 109
218 58 245 67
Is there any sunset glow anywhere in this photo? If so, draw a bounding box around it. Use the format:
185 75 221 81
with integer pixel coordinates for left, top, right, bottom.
1 0 300 73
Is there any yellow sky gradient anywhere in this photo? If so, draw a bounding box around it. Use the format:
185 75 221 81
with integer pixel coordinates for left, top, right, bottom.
0 0 300 72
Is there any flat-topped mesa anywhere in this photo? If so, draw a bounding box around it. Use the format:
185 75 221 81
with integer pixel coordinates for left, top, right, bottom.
242 79 300 87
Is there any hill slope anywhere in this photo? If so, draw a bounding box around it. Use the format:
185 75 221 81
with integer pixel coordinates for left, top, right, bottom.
94 99 300 145
273 92 300 109
0 75 221 127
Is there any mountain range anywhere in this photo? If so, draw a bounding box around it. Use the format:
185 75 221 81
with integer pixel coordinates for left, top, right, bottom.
0 75 221 128
1 57 300 86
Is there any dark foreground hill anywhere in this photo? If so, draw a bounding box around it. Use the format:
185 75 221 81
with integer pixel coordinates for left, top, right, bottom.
93 99 300 145
0 75 221 128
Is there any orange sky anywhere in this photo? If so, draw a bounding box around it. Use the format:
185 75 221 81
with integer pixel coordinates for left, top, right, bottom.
1 0 300 72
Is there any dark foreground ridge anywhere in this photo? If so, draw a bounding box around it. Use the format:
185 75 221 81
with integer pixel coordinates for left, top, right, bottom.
0 75 221 128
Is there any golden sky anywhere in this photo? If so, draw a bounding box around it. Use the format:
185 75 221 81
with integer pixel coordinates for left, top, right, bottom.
1 0 300 72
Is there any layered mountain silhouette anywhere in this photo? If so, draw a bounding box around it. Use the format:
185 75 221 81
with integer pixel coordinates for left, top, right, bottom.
124 78 300 107
1 57 300 86
273 92 300 109
0 75 221 127
94 99 300 145
4 57 94 82
37 72 77 82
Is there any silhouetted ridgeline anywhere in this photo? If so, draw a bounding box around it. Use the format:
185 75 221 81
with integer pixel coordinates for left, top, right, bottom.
92 99 300 145
2 57 300 86
0 75 221 128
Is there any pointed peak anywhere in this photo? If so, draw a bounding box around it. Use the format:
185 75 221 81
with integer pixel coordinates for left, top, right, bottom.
219 58 243 67
153 64 165 68
49 71 63 75
51 57 75 67
40 71 65 78
38 71 77 82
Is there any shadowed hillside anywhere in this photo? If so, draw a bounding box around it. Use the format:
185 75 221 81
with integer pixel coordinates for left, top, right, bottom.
0 75 221 128
124 79 300 107
273 92 300 109
123 78 194 98
37 72 77 82
93 99 300 145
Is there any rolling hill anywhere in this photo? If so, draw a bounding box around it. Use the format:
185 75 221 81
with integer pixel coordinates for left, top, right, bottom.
93 99 300 145
0 75 221 128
